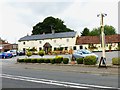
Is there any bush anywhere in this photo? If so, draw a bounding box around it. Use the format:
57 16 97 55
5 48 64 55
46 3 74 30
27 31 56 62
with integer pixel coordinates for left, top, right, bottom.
38 50 45 57
112 57 120 65
44 58 50 63
55 56 63 63
17 59 24 63
31 58 37 63
26 51 32 57
37 58 44 63
63 58 69 64
50 58 55 64
76 58 83 64
83 55 97 65
24 58 31 63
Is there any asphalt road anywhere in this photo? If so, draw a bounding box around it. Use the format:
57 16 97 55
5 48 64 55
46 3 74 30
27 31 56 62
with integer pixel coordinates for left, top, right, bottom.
1 51 119 89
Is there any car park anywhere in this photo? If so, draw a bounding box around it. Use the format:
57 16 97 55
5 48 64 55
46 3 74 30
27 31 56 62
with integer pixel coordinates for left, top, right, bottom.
0 52 13 59
72 49 98 60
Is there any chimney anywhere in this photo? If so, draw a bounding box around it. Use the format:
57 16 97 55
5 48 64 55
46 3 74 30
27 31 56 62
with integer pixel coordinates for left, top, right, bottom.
52 30 55 34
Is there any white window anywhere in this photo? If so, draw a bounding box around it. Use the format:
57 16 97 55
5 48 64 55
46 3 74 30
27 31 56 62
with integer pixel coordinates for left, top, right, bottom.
66 39 69 42
39 41 42 44
54 40 56 43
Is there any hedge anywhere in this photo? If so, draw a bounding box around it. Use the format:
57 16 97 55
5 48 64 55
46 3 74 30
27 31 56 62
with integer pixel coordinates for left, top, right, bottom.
54 56 63 63
37 58 44 63
63 58 69 64
76 58 83 64
112 57 120 65
44 58 50 63
83 55 97 65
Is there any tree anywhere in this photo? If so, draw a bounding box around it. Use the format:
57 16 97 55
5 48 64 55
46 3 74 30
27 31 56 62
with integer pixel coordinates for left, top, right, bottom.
32 16 74 35
81 27 90 36
89 28 100 36
89 25 116 36
104 25 116 35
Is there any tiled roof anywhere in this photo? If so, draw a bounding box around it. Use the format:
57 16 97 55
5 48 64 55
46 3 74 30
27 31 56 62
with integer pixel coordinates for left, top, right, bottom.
76 34 120 44
19 32 76 41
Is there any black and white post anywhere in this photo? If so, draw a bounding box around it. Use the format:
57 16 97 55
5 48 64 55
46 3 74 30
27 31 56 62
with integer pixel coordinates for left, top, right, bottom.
97 13 107 68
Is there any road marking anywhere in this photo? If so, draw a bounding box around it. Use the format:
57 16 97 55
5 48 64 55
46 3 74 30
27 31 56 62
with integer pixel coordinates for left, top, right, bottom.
1 74 119 89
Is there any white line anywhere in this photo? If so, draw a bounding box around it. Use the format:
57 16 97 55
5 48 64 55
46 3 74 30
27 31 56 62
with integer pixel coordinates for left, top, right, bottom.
1 74 88 89
1 74 119 89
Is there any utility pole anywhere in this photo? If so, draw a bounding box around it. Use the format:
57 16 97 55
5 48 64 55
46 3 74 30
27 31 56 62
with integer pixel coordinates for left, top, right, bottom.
97 13 107 68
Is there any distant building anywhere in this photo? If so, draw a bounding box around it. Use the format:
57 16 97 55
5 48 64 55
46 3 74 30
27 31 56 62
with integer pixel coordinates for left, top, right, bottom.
76 34 120 51
0 38 18 52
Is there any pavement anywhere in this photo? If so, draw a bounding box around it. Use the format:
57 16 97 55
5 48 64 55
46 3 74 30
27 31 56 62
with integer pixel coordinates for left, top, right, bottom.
14 62 119 76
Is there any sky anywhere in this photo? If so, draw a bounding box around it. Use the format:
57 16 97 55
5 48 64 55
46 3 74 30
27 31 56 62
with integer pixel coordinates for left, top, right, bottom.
0 0 119 43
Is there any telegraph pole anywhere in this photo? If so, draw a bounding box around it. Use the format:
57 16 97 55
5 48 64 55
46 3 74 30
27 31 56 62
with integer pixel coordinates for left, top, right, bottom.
97 13 107 68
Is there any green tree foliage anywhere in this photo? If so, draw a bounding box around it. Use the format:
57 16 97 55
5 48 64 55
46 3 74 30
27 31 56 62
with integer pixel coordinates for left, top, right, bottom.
81 25 116 36
32 16 74 35
81 27 90 36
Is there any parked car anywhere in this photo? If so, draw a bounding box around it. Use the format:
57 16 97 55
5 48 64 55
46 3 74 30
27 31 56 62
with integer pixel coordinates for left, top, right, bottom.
72 49 98 60
17 50 25 56
7 50 17 57
0 52 13 59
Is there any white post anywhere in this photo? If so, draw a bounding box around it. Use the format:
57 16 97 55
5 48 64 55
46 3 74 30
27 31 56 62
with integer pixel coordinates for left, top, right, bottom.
100 13 106 58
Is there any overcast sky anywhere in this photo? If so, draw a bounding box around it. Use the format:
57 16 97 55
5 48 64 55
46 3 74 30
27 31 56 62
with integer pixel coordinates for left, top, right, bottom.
0 0 118 43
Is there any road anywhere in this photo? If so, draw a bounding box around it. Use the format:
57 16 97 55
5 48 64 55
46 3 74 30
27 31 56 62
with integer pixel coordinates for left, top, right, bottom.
0 51 119 89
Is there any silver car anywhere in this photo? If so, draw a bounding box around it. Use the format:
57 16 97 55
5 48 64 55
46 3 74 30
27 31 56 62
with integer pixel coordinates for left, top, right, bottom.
72 49 98 60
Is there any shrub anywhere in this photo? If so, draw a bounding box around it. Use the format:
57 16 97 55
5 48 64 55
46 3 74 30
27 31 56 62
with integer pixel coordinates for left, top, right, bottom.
76 58 83 64
38 50 45 57
26 51 32 57
83 55 97 65
55 56 63 63
44 58 50 63
17 59 24 63
112 57 120 65
63 58 69 64
37 58 44 63
31 58 37 63
50 58 55 64
24 58 31 63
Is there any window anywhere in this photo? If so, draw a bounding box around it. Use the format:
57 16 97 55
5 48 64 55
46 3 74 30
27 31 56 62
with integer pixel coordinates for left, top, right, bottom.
54 40 56 43
54 47 56 51
23 42 25 45
65 47 68 50
39 47 42 51
73 46 76 50
39 41 42 44
80 45 83 49
66 39 69 42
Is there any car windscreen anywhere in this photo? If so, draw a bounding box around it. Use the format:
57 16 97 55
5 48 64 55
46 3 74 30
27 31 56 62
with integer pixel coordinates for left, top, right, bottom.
81 50 91 54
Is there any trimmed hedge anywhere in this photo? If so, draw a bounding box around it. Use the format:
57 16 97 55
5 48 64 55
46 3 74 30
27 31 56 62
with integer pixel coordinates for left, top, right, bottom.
24 58 31 63
50 58 55 64
44 58 50 63
112 57 120 65
83 55 97 65
31 58 37 63
17 59 24 62
37 58 44 63
55 56 63 63
63 58 69 64
76 58 83 64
